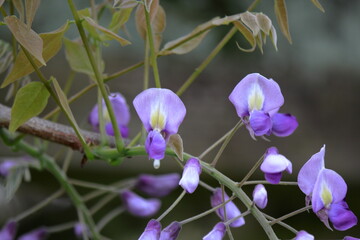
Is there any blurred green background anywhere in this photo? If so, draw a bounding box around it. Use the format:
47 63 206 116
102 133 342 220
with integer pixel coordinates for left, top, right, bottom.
1 0 359 239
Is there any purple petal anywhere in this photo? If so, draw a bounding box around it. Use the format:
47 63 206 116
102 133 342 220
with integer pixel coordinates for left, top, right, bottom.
105 123 129 138
295 230 314 240
133 88 186 135
249 110 272 136
252 184 268 209
312 169 347 213
139 219 162 240
344 237 360 240
0 160 18 177
88 104 99 131
120 190 161 217
260 148 292 174
0 221 17 240
136 173 180 197
145 130 166 160
74 223 89 239
18 227 47 240
179 158 202 194
229 73 284 118
159 221 181 240
271 113 298 137
202 222 226 240
328 201 358 231
211 188 245 228
264 173 282 184
298 145 326 197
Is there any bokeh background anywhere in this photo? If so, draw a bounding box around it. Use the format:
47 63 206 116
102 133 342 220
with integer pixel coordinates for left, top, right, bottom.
1 0 360 239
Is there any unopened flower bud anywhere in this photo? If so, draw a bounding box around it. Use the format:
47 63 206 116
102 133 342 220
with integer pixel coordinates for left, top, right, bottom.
136 173 180 197
159 221 181 240
120 190 161 217
295 230 314 240
252 184 268 209
139 219 161 240
179 158 201 194
0 221 17 240
203 222 226 240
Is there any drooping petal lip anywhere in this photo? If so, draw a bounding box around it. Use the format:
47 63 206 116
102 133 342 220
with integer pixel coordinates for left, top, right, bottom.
271 113 298 137
120 190 161 217
328 201 358 231
136 173 180 197
145 130 167 160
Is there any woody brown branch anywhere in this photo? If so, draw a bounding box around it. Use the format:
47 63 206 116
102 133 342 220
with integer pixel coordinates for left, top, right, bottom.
0 104 114 151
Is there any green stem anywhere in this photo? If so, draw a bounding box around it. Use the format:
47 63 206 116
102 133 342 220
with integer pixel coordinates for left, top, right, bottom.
143 39 150 90
242 181 298 186
157 190 186 222
237 155 264 187
269 205 312 226
143 3 161 88
46 221 76 233
97 88 108 146
67 0 124 153
264 213 298 234
224 209 251 226
69 178 122 193
176 27 237 96
90 193 118 215
96 207 125 231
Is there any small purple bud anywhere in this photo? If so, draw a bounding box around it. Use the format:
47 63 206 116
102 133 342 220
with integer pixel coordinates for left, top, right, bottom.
0 221 17 240
271 113 298 137
295 230 314 240
0 161 18 177
18 227 47 240
211 188 245 228
136 173 180 197
252 184 268 209
159 221 181 240
120 190 161 217
139 219 162 240
179 158 202 194
202 222 226 240
260 147 292 184
74 222 89 239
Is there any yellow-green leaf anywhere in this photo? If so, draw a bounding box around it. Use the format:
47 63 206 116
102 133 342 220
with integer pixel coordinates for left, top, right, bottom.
113 0 138 9
9 82 50 132
168 134 183 161
240 12 260 36
25 0 41 27
83 17 131 46
4 15 45 65
63 38 94 76
152 5 166 51
274 0 292 43
233 21 255 48
135 0 159 40
12 0 24 21
269 26 278 51
0 40 13 75
310 0 325 12
255 13 272 35
2 22 69 88
108 8 133 33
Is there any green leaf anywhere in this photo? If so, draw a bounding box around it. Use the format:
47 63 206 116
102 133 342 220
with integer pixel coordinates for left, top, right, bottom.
310 0 325 12
25 0 41 27
0 40 13 75
4 15 46 65
274 0 292 44
113 0 138 9
5 167 25 202
108 8 133 33
63 38 94 76
83 17 131 46
168 134 184 161
9 82 50 132
2 22 70 88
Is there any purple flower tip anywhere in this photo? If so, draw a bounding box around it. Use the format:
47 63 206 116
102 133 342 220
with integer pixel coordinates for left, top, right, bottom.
203 222 226 240
252 184 268 209
260 147 292 184
211 188 245 228
139 219 162 240
74 222 89 238
145 130 166 163
271 113 298 137
0 221 17 240
179 158 202 194
120 190 161 217
295 230 314 240
344 237 360 240
0 161 18 177
136 173 180 197
18 227 47 240
159 221 182 240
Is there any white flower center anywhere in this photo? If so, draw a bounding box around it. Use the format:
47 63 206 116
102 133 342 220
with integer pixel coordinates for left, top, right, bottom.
150 103 166 131
248 82 265 112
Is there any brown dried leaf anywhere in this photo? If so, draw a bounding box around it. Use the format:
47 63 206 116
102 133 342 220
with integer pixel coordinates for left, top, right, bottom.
310 0 325 12
240 12 260 36
135 0 159 39
0 0 5 7
233 20 255 48
255 13 272 35
25 0 41 27
168 134 184 161
274 0 292 43
12 0 25 21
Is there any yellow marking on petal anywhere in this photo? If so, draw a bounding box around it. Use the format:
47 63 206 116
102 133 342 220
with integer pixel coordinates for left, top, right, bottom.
103 108 111 122
150 104 166 130
321 183 333 207
248 82 265 112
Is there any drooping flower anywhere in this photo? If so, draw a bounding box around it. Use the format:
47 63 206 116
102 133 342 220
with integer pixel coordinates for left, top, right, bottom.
260 147 292 184
229 73 298 138
252 184 268 209
139 219 162 240
298 145 358 231
295 230 314 240
88 92 130 138
120 190 161 217
210 188 245 228
0 221 17 240
179 158 202 194
159 221 181 240
202 222 226 240
133 88 186 168
18 227 47 240
135 173 180 197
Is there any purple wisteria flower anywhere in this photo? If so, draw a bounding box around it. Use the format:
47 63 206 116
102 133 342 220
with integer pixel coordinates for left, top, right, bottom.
135 173 180 197
120 190 161 217
0 221 17 240
179 158 202 194
202 222 226 240
159 221 181 240
18 227 47 240
344 237 360 240
252 184 268 209
133 88 186 168
88 92 130 138
211 188 245 228
295 230 314 240
260 147 292 184
229 73 298 138
298 145 358 231
139 219 162 240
